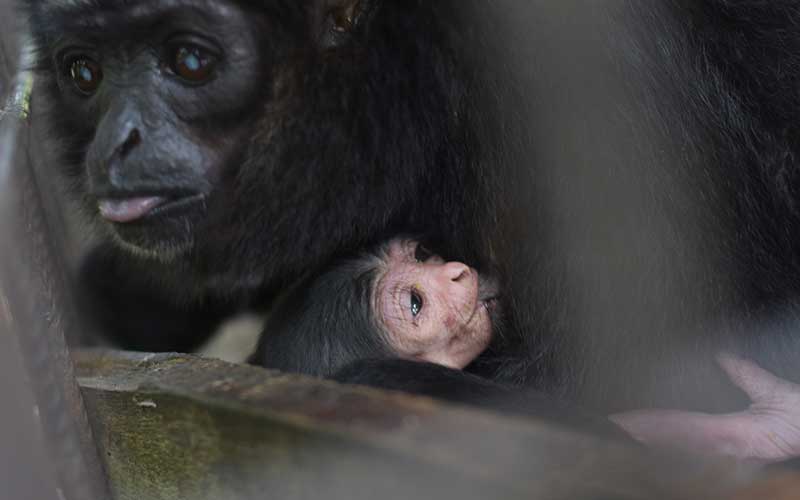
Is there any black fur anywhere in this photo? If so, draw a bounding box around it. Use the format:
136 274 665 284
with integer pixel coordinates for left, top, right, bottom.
252 246 393 377
22 0 800 417
332 359 630 439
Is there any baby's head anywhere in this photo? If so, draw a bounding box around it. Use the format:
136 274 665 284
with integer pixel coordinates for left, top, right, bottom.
369 237 499 369
253 237 499 376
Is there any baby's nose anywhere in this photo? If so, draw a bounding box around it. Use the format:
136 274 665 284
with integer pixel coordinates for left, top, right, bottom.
434 262 475 301
442 262 470 282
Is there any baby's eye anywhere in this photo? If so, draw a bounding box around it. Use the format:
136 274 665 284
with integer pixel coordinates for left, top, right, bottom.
410 290 423 317
414 244 434 263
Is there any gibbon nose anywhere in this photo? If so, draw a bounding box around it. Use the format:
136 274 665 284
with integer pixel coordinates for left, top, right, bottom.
434 262 476 301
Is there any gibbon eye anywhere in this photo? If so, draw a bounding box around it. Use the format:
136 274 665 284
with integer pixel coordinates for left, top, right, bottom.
170 45 217 83
69 57 103 94
410 290 423 317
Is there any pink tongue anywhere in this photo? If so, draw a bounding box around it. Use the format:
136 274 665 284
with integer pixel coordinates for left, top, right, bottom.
98 197 167 223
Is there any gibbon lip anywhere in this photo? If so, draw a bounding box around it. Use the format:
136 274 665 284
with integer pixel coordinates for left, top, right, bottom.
98 196 167 223
98 193 204 223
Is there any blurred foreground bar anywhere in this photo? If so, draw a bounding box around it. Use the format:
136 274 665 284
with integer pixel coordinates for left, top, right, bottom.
75 350 800 500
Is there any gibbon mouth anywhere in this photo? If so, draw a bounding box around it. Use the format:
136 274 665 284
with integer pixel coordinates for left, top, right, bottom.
98 193 205 223
480 297 499 316
477 275 500 303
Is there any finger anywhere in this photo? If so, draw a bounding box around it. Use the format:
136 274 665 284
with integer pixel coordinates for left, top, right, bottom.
716 353 790 402
610 410 741 456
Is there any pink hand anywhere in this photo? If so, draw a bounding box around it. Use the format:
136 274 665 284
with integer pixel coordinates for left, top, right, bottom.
610 354 800 464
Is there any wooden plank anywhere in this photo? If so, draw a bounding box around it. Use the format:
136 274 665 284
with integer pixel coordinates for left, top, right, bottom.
0 6 111 497
0 44 61 491
75 350 795 500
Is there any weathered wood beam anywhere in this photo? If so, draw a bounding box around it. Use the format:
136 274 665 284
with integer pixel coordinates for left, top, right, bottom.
0 5 111 498
76 350 798 500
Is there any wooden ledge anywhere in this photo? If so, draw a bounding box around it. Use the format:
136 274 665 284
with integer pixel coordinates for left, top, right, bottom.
74 350 797 500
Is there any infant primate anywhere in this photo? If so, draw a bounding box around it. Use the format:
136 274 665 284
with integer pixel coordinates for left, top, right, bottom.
252 237 499 377
253 236 800 465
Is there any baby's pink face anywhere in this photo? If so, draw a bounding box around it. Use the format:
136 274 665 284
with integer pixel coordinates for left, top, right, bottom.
373 239 497 369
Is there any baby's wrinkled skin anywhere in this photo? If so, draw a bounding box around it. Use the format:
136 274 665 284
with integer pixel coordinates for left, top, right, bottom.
373 239 498 369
